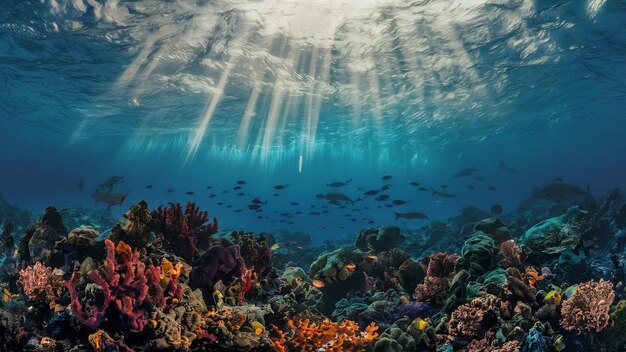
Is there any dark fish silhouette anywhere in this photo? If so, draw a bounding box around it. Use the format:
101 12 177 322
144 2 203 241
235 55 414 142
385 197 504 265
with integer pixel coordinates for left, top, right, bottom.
209 194 216 198
488 186 496 191
536 179 595 202
392 199 408 205
454 167 479 178
91 190 129 210
316 192 355 204
100 176 124 190
166 189 175 193
382 175 392 180
466 185 475 190
186 191 194 195
236 193 244 196
394 211 428 220
441 185 448 189
291 202 300 206
419 187 428 192
235 209 242 213
410 182 419 186
251 198 266 205
222 190 228 194
375 195 389 201
310 212 321 215
490 204 503 215
431 188 456 198
233 186 242 190
327 179 352 187
145 184 153 189
364 190 379 196
76 181 84 193
497 161 520 175
236 180 246 185
380 184 392 191
274 184 289 190
206 186 213 189
273 193 279 197
217 202 224 206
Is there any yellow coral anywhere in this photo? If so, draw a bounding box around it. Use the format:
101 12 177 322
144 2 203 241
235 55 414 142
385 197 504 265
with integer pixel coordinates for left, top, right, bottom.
544 290 562 306
251 320 265 335
115 241 132 257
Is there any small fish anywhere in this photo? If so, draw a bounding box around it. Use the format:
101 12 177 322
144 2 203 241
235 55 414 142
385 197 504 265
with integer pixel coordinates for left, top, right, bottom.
385 204 394 208
236 180 247 185
248 204 262 210
235 209 242 213
375 195 389 201
145 184 153 189
236 193 245 196
431 188 456 199
365 255 378 261
327 179 352 188
410 182 419 186
490 204 503 215
466 185 475 190
311 279 326 288
296 246 304 250
209 194 216 198
497 161 520 175
415 317 429 331
274 184 289 190
419 187 428 192
270 243 281 251
310 212 321 215
226 205 232 208
217 202 224 206
251 198 266 205
222 190 228 194
394 211 428 220
76 180 84 193
382 175 392 180
488 186 497 191
364 190 379 196
344 263 356 271
316 192 355 204
206 186 213 189
166 189 175 193
441 185 448 189
454 167 479 178
380 184 392 191
186 191 194 195
392 199 408 205
233 186 242 190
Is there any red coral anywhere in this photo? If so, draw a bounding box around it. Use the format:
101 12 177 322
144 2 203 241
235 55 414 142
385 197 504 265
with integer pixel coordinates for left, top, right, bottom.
151 202 218 261
413 252 459 303
239 267 256 305
18 262 65 309
560 279 615 334
67 239 176 332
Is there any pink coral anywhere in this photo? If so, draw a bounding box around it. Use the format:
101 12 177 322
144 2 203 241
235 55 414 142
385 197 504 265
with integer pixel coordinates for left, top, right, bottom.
413 252 459 303
448 295 501 340
18 262 65 309
560 279 615 334
498 240 522 267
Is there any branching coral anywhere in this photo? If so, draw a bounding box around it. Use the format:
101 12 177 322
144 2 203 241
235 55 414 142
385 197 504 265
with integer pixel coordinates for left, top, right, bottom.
413 252 459 303
448 295 501 341
151 202 218 261
18 262 65 309
560 279 615 334
499 240 522 267
272 318 379 352
88 329 134 352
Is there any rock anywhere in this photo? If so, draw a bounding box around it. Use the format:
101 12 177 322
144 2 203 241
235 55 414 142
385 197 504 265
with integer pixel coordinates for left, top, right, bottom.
521 206 589 259
356 226 405 253
473 218 510 243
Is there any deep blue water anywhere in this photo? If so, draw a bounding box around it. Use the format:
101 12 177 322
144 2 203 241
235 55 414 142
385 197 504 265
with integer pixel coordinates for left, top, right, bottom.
1 0 625 239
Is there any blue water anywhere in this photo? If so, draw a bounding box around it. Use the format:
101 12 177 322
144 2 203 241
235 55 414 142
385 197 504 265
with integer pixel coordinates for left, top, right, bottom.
1 0 625 238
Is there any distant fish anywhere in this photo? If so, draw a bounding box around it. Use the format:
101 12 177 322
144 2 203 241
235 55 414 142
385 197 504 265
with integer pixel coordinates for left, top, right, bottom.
410 182 419 186
100 176 124 190
316 192 355 204
488 186 496 191
222 190 228 194
392 199 408 205
273 193 279 197
367 220 375 224
385 204 394 208
394 211 428 220
364 190 379 196
248 204 261 210
327 179 352 188
418 187 428 192
274 184 289 190
235 209 242 213
209 194 216 198
380 184 392 191
441 185 448 189
206 186 213 189
454 167 479 178
145 184 153 189
466 185 475 190
91 190 129 210
76 180 84 193
382 175 392 180
186 191 194 195
251 198 266 205
375 195 389 201
226 205 233 208
431 188 456 199
236 193 244 196
217 202 224 206
310 212 321 216
233 186 242 190
473 176 485 181
490 204 503 215
290 202 300 206
236 180 246 185
166 189 175 193
497 161 520 175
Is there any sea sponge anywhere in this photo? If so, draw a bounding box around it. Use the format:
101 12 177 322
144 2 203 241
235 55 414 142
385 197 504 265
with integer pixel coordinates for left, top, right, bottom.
560 279 615 334
18 262 65 309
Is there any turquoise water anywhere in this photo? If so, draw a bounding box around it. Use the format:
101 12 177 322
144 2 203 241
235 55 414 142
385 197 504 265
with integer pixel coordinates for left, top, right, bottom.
1 0 625 237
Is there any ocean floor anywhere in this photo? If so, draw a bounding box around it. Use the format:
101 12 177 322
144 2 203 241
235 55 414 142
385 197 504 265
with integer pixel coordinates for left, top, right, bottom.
1 179 626 351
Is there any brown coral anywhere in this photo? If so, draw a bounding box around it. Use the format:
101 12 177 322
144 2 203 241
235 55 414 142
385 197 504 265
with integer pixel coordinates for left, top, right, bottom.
499 240 522 267
18 262 65 309
272 318 379 352
413 252 459 303
448 295 501 340
560 279 615 334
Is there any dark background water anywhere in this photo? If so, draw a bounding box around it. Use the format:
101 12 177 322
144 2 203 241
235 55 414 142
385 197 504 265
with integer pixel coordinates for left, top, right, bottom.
1 0 625 238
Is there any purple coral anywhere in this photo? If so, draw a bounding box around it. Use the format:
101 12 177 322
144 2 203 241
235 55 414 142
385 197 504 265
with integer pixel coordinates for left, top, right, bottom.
151 202 218 261
560 279 615 334
413 252 459 303
190 244 245 303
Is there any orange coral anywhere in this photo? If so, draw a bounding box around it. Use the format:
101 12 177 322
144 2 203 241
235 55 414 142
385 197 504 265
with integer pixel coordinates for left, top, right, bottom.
272 318 378 352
